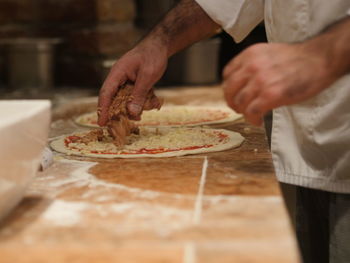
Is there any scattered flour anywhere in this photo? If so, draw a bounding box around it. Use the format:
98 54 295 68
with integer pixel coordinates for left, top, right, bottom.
110 202 191 218
41 158 281 206
0 178 14 194
192 156 208 225
41 200 90 227
40 199 192 229
204 195 281 204
38 158 281 230
49 159 180 200
183 242 196 263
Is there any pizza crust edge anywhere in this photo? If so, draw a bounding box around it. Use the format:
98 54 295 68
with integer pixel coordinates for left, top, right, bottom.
50 128 245 159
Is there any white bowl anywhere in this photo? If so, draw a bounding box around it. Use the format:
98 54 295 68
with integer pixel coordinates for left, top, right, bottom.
0 100 51 221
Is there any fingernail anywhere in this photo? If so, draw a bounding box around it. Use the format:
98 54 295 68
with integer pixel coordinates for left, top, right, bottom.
128 103 142 116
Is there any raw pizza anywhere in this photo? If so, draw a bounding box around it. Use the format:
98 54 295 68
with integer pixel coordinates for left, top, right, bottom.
74 105 242 128
50 127 244 158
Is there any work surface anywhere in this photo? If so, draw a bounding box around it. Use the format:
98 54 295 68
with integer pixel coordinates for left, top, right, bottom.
0 86 300 263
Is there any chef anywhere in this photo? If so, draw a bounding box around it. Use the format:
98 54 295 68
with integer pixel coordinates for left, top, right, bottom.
97 1 350 262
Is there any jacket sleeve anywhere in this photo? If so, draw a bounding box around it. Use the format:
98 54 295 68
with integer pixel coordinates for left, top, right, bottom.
195 0 264 42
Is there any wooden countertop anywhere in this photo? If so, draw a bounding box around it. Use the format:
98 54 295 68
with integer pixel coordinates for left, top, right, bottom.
0 86 300 263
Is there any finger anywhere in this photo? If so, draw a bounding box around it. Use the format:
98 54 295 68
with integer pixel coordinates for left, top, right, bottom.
143 90 163 111
127 72 153 120
244 91 281 126
233 77 261 113
223 45 260 80
223 67 251 112
222 57 242 80
97 70 126 126
244 98 265 126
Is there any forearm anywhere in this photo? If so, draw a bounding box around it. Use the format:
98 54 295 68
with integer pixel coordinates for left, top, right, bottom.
303 16 350 79
140 0 220 57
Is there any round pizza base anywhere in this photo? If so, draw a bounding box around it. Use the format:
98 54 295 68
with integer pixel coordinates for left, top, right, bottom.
74 105 242 128
50 128 244 159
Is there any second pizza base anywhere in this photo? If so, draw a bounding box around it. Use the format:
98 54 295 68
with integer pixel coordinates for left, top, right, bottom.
74 105 242 128
50 127 245 158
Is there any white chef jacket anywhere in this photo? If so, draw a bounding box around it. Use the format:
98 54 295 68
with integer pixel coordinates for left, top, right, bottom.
195 0 350 193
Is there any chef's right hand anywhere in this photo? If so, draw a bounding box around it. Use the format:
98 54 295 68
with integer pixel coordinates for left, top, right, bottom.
98 40 168 126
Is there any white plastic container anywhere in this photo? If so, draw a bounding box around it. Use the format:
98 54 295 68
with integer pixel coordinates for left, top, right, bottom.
0 100 51 221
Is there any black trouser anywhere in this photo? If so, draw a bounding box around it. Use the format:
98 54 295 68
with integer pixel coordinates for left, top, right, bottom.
280 184 350 263
264 113 350 263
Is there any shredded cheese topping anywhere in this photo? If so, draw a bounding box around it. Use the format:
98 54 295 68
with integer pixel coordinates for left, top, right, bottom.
66 127 228 154
76 106 233 127
138 106 229 125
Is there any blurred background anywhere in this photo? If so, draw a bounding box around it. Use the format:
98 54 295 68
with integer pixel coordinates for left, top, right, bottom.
0 0 266 100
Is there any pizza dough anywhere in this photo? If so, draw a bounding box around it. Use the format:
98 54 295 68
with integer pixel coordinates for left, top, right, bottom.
50 127 244 158
74 105 242 128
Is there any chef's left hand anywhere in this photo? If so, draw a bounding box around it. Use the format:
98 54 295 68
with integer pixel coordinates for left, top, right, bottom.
222 42 336 126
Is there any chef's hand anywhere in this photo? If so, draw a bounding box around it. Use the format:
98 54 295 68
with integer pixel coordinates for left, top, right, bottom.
98 40 168 126
98 0 219 126
223 42 336 126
